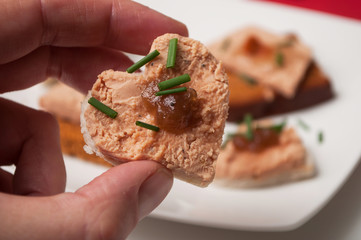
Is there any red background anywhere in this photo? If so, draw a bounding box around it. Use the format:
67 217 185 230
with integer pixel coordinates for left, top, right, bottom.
259 0 361 21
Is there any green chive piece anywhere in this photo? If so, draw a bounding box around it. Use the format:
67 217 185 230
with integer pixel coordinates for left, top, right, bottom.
126 50 160 73
244 114 253 140
158 74 191 91
269 120 287 133
156 87 187 96
298 119 310 131
88 97 118 119
135 121 159 132
275 51 284 67
166 38 178 68
318 131 324 143
240 73 257 85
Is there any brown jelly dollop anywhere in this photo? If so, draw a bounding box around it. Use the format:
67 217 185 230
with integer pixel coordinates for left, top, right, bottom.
232 128 280 152
141 81 199 133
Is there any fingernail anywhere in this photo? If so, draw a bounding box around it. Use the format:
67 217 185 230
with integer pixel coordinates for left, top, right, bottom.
138 167 173 219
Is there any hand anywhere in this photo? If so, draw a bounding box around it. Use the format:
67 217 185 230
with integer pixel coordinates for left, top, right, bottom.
0 0 188 239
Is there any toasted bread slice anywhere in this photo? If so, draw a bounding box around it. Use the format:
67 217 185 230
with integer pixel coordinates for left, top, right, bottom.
58 117 112 167
39 83 111 167
226 61 333 121
39 82 84 124
209 26 333 122
215 122 316 188
81 34 229 187
209 26 312 98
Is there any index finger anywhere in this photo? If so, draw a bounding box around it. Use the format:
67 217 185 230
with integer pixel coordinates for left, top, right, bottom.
0 0 188 64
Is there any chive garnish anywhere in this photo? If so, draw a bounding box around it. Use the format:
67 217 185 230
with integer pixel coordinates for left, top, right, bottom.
135 121 159 132
156 87 187 96
298 119 310 131
240 73 257 85
126 50 160 73
275 51 284 67
222 119 286 148
318 131 324 143
88 97 118 119
158 74 191 91
268 120 287 133
244 114 253 140
166 38 178 68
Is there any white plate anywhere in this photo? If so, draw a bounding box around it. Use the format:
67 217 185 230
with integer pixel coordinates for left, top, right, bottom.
2 0 361 231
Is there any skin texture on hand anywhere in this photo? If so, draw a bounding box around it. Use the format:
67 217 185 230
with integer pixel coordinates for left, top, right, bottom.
0 160 173 240
0 0 188 239
0 0 188 93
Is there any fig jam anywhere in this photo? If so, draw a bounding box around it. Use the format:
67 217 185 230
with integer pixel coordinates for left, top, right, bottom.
232 128 280 152
240 36 273 64
141 81 199 133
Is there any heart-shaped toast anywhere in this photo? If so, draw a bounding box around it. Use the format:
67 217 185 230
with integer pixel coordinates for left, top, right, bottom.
81 34 229 187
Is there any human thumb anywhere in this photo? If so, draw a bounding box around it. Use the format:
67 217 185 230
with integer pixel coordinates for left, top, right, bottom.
74 160 173 239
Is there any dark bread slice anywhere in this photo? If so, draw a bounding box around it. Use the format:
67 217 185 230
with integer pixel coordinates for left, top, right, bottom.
227 61 333 121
